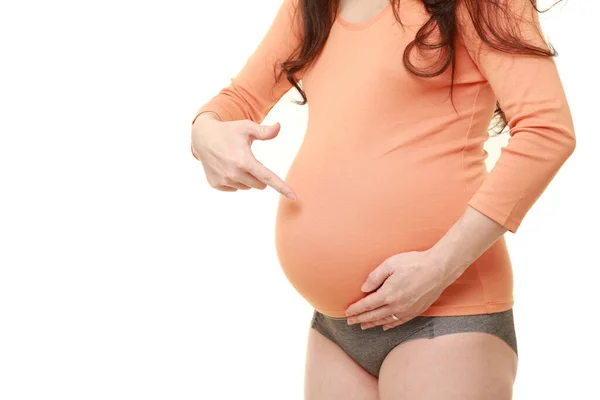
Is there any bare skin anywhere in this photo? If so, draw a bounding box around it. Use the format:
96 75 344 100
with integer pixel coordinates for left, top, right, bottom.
305 328 379 400
338 0 390 23
377 332 518 400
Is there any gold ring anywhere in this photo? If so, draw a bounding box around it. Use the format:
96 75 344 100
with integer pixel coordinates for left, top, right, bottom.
391 313 399 321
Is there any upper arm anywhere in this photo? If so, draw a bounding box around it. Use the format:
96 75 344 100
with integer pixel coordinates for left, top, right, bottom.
193 0 303 124
455 0 574 137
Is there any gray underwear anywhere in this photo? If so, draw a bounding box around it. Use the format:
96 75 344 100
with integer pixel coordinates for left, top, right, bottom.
310 308 518 378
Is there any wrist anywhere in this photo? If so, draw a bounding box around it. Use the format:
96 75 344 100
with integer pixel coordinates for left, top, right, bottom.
426 241 472 286
192 111 221 129
192 111 222 141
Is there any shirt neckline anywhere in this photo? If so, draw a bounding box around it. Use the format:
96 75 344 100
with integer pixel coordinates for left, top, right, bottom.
335 2 393 30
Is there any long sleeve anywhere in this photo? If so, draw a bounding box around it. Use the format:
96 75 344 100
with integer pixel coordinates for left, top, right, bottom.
191 0 302 126
457 0 576 233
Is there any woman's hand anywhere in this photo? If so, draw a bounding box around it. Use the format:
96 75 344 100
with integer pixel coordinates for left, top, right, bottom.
345 249 452 331
191 113 296 200
344 205 509 331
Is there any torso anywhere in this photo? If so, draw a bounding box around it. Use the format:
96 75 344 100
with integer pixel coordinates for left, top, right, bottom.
274 0 514 318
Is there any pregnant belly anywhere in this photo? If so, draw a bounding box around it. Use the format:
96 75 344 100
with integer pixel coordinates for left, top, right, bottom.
274 153 471 318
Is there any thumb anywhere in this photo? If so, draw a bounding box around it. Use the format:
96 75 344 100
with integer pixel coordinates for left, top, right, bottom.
252 122 281 141
361 263 392 293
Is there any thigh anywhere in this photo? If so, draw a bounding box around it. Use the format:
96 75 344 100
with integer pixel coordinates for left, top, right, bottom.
304 327 379 400
378 332 518 400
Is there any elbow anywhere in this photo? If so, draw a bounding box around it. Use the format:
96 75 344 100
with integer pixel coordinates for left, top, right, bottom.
559 110 577 159
560 130 577 161
549 118 577 162
221 83 267 123
568 132 577 153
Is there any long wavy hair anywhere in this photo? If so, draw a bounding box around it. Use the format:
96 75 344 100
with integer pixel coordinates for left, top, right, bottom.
277 0 563 136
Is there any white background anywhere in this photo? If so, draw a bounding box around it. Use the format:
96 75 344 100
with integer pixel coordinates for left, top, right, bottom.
0 0 598 399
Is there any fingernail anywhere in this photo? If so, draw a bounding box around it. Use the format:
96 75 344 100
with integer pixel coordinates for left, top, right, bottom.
347 318 354 325
286 193 296 200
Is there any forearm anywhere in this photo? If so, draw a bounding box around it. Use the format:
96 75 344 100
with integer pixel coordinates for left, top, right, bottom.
427 205 508 285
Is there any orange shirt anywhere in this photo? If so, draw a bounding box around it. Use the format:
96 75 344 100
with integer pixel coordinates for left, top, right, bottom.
192 0 575 318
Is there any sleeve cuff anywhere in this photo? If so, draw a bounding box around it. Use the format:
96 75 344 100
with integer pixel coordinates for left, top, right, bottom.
467 196 522 234
192 100 241 126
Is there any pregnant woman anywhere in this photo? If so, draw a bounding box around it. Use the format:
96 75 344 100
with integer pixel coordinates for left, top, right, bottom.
191 0 575 398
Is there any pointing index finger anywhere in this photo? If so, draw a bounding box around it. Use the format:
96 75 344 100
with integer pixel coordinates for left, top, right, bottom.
247 158 296 200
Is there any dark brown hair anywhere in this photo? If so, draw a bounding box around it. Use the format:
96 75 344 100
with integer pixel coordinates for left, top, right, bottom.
278 0 564 136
